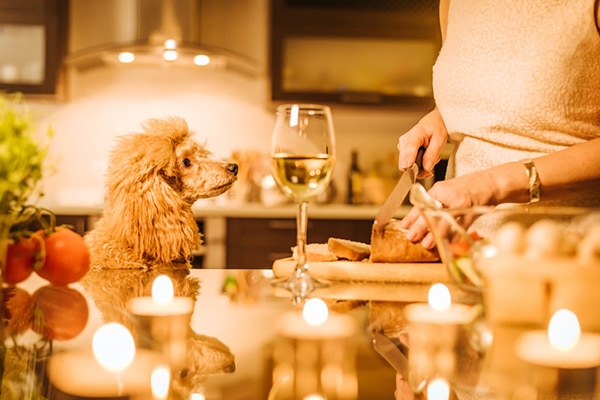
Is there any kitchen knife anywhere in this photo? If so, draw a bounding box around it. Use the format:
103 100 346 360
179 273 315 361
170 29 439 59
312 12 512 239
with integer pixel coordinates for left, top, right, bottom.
372 331 410 377
374 147 424 232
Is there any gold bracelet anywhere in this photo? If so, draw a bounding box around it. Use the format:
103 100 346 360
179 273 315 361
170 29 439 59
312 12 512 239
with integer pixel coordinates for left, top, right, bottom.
521 159 541 203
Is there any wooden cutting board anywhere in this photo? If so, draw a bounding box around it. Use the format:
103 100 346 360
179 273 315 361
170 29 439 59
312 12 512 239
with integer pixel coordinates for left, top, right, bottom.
272 257 450 284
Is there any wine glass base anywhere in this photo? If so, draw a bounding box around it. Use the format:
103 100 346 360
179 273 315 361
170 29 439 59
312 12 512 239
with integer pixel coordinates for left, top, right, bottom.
272 268 330 307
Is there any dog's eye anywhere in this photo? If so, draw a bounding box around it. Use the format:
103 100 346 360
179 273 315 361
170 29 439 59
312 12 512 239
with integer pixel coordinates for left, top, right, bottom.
182 158 191 168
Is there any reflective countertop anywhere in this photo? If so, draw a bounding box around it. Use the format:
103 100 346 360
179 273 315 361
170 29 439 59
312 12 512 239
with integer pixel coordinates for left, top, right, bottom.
2 267 595 400
3 269 405 400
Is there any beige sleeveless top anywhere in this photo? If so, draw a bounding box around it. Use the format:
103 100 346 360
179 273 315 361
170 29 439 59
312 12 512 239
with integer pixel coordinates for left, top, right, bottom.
433 0 600 206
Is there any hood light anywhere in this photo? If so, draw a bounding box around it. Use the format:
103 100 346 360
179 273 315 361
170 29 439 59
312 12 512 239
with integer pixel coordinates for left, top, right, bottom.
164 39 177 50
163 49 178 62
118 52 136 64
193 55 211 66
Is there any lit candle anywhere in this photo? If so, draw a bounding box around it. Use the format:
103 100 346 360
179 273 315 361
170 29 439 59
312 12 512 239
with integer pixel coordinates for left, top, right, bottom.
47 323 163 398
150 365 171 400
516 309 600 368
127 275 194 369
427 377 451 400
277 297 356 340
404 283 476 325
403 283 476 392
516 309 600 396
127 275 194 316
271 298 358 400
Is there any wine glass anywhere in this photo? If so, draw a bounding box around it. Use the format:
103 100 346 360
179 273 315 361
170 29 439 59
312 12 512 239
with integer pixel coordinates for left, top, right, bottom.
270 104 336 306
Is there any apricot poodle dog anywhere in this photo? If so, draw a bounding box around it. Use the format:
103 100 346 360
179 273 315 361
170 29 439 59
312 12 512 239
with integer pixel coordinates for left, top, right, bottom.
85 116 238 269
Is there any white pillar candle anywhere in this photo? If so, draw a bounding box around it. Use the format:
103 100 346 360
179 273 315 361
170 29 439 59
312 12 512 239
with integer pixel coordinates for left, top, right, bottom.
403 283 476 392
516 309 600 369
277 298 356 340
269 298 358 400
127 275 194 316
515 309 600 396
404 283 475 325
127 275 194 369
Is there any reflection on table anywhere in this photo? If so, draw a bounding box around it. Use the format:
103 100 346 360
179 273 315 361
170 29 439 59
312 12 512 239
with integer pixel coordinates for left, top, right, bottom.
2 267 598 400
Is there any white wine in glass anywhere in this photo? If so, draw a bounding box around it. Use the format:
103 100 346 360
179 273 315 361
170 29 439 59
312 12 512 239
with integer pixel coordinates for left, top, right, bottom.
270 104 336 306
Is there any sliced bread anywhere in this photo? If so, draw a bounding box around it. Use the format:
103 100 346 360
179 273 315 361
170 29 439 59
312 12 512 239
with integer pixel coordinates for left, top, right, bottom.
292 243 339 262
327 237 371 261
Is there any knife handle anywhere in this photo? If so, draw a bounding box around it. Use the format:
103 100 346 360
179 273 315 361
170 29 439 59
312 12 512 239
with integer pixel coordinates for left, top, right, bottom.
415 147 425 173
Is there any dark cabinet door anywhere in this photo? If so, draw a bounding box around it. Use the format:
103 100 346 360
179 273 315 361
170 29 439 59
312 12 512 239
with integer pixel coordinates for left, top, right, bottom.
269 0 440 107
226 217 373 269
0 0 69 95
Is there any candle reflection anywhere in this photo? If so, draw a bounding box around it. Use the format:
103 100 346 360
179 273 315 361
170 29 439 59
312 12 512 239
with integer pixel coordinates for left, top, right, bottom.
303 297 329 326
427 377 450 400
151 365 171 399
79 268 236 399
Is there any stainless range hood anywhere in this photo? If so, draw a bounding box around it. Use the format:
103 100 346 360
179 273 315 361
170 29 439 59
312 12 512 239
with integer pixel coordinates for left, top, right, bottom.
65 0 258 76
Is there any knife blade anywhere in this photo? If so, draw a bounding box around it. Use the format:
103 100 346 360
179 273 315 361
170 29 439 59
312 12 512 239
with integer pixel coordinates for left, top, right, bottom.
372 331 410 377
374 147 424 232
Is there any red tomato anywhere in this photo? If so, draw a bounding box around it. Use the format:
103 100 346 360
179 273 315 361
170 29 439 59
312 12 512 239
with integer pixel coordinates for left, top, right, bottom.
35 228 91 285
2 286 34 335
32 285 89 341
3 234 43 284
448 231 483 258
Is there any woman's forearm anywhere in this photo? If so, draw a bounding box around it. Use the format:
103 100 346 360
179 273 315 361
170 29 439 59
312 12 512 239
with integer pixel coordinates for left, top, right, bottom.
488 137 600 204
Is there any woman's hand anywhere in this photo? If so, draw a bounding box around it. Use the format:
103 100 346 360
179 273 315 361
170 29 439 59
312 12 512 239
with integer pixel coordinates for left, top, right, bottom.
398 108 448 179
400 170 501 248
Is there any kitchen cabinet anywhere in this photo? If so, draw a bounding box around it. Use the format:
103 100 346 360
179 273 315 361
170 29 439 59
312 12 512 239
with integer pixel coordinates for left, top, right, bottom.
269 0 440 107
55 214 89 235
225 217 373 269
0 0 69 95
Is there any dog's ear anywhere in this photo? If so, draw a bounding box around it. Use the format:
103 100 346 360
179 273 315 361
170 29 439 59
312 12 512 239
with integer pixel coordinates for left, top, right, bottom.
106 117 192 192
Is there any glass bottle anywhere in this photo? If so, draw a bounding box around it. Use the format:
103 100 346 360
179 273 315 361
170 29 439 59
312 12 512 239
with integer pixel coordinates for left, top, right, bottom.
346 150 363 205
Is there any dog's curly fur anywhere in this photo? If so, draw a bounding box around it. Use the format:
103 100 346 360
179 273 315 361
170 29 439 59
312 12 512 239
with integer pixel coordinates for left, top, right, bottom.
80 117 239 396
84 116 238 269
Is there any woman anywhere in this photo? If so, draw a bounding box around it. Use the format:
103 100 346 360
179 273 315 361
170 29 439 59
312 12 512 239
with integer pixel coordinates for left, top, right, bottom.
398 0 600 250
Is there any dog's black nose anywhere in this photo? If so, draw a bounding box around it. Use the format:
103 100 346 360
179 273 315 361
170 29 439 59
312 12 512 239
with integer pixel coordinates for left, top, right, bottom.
227 163 239 176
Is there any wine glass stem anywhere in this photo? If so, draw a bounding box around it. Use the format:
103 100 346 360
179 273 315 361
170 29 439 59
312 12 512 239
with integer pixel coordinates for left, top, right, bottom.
295 201 309 271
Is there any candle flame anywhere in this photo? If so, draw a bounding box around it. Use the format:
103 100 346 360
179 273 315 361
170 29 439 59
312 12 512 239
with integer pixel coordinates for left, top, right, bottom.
302 298 329 326
427 377 450 400
428 283 452 311
548 308 581 351
152 275 174 305
92 322 136 373
151 365 171 399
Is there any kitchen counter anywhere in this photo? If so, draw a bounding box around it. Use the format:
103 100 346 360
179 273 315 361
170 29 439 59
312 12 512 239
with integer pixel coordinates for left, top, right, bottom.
39 201 412 220
40 201 413 270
